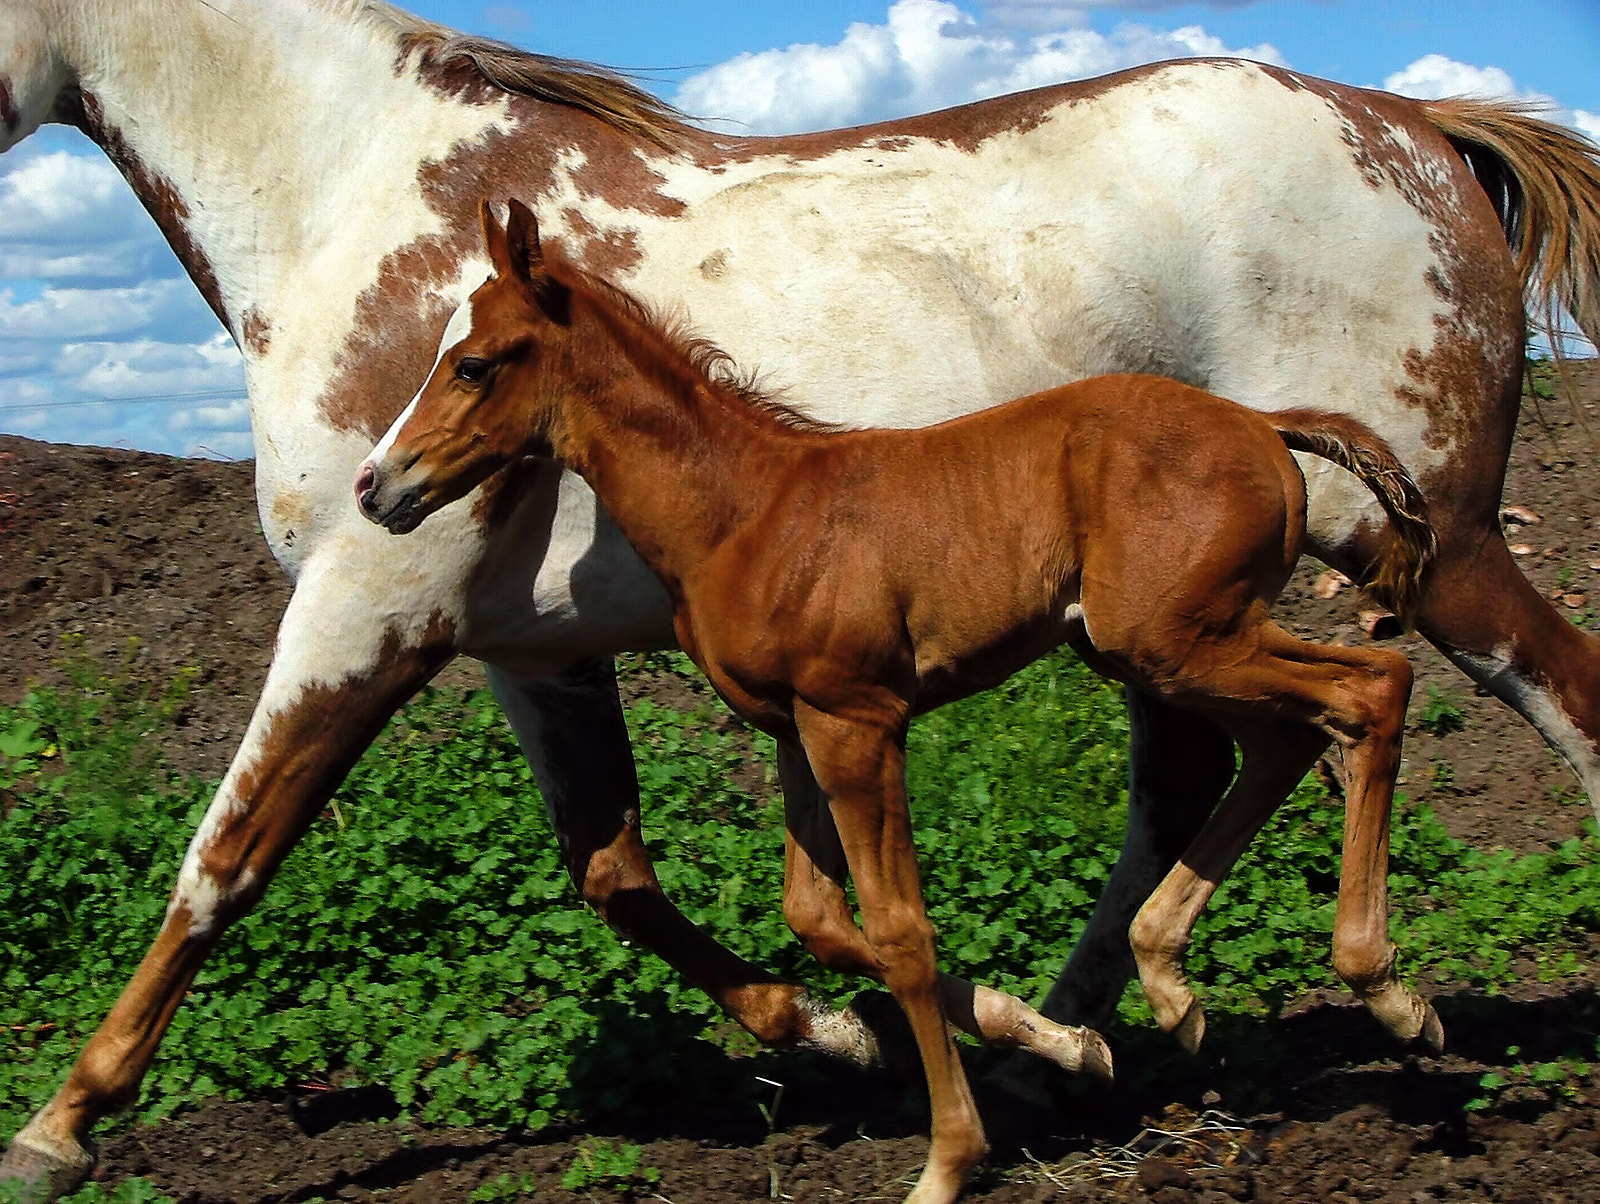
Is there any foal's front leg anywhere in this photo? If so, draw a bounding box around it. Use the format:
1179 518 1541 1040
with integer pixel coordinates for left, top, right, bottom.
778 744 1112 1078
488 662 880 1057
794 704 985 1204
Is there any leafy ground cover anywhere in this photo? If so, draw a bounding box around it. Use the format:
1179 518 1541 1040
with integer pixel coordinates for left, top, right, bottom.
4 646 1600 1203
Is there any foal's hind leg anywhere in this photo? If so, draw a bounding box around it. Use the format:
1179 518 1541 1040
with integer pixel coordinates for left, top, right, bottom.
1129 720 1328 1052
778 744 1112 1078
1133 621 1440 1049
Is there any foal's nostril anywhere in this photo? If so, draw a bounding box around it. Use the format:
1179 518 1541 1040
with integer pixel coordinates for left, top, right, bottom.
354 462 378 514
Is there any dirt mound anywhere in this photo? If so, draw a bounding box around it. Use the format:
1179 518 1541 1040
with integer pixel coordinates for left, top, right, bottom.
4 361 1600 1201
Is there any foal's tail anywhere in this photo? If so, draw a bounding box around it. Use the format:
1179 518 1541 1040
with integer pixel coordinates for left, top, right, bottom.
1271 410 1438 627
1421 97 1600 350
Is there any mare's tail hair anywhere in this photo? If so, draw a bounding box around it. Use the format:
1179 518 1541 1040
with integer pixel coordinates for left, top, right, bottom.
1420 97 1600 352
1270 409 1437 627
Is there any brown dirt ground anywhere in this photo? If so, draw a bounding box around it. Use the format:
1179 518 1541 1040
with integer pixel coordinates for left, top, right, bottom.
3 363 1600 1202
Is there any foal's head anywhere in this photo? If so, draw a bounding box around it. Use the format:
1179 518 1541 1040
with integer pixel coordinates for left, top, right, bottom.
357 199 575 534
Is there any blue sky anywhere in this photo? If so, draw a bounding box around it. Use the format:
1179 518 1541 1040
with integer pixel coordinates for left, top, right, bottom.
0 0 1595 458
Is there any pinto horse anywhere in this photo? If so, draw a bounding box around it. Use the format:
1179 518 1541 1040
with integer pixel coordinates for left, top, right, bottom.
4 1 1600 1195
357 200 1439 1202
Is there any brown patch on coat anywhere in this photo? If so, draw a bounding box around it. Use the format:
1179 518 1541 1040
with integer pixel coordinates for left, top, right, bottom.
188 609 458 890
241 308 273 356
315 62 1181 438
1289 75 1527 525
318 95 689 439
696 61 1181 168
64 89 231 331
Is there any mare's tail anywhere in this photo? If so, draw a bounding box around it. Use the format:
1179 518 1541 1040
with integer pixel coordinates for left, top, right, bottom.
1270 410 1437 627
1420 97 1600 350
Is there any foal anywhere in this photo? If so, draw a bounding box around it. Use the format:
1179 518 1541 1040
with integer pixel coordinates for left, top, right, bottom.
358 201 1438 1203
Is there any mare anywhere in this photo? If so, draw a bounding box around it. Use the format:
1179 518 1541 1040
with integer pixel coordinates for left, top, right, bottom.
2 1 1599 1194
358 200 1440 1203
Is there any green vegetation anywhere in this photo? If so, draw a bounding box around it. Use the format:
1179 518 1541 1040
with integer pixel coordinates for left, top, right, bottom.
3 647 1600 1148
1416 687 1467 737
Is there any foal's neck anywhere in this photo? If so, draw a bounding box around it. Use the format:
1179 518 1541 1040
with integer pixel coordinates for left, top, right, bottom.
549 288 813 572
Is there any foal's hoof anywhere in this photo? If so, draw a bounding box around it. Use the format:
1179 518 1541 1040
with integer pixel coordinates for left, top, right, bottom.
1021 1017 1114 1082
1368 986 1445 1053
0 1129 95 1203
1416 1004 1445 1053
1172 1000 1207 1056
1078 1029 1114 1083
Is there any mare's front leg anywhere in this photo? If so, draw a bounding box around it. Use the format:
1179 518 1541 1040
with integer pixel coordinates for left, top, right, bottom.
0 564 457 1201
795 703 985 1204
1034 691 1236 1031
1128 719 1329 1051
488 664 881 1059
778 744 1111 1077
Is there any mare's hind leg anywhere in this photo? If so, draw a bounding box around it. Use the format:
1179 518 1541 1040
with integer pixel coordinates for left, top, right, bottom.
1129 721 1328 1052
778 744 1112 1078
487 664 880 1062
1035 692 1236 1031
0 568 457 1200
1408 531 1600 814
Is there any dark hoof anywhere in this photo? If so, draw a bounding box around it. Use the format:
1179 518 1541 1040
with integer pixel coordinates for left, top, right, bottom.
847 989 920 1077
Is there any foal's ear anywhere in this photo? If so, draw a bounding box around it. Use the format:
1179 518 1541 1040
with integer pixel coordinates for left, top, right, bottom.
480 198 511 276
504 198 571 327
504 198 545 282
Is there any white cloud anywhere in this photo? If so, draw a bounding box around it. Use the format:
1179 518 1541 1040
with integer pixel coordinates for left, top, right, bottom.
0 280 219 342
0 150 137 239
56 333 245 401
0 148 174 282
1383 57 1596 165
1383 54 1533 103
675 0 1282 134
983 22 1281 96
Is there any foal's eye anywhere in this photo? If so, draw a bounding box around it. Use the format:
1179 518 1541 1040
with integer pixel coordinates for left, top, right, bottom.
454 356 490 385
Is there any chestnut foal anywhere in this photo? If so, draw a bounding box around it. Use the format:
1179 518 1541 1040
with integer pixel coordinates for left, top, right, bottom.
359 202 1438 1203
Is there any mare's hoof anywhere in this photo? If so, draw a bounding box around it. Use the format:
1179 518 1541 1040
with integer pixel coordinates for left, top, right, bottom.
0 1130 95 1203
1172 1000 1207 1055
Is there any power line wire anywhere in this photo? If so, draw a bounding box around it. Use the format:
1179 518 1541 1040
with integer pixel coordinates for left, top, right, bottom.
0 389 245 415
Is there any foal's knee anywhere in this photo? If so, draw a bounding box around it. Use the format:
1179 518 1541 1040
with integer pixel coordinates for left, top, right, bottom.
784 880 879 976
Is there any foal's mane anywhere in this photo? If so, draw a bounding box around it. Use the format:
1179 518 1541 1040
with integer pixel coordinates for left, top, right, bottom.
337 0 692 147
564 263 837 435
